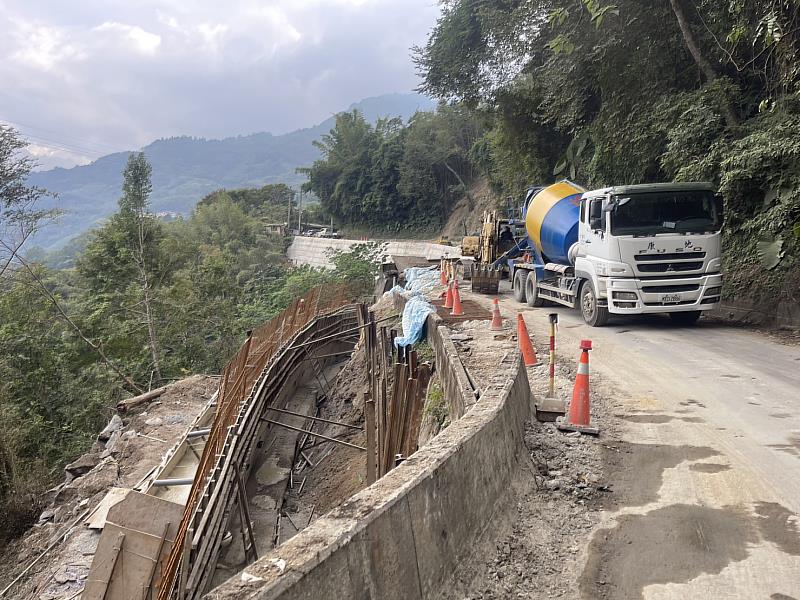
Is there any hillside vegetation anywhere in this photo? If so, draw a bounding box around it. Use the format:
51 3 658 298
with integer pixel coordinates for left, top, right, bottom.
302 105 483 233
422 0 799 310
0 148 376 542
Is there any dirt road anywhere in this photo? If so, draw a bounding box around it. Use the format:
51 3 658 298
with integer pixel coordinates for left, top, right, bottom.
488 285 800 599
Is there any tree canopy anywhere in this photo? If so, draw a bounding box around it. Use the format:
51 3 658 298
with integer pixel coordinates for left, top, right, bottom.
301 106 483 232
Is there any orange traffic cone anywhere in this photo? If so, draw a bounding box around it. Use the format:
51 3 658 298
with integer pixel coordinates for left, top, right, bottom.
516 314 538 366
450 280 464 316
490 298 504 331
556 340 599 435
444 282 454 309
440 264 447 285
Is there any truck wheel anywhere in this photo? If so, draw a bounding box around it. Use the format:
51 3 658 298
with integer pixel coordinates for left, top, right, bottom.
525 274 544 307
513 270 528 303
580 281 609 327
669 311 701 325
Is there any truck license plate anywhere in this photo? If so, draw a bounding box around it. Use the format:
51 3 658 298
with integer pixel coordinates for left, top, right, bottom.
661 294 682 303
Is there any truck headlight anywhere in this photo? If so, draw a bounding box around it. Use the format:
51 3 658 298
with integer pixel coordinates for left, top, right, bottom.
704 287 721 296
612 291 638 301
596 261 632 277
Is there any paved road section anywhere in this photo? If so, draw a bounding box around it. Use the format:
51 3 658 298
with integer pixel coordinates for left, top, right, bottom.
484 284 800 599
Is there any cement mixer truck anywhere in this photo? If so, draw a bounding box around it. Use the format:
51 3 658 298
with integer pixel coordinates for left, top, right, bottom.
506 181 724 326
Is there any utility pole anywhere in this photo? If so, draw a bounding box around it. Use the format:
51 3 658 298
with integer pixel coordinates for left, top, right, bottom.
287 190 293 234
298 191 303 232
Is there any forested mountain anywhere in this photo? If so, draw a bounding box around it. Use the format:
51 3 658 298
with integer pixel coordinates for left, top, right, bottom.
28 93 434 250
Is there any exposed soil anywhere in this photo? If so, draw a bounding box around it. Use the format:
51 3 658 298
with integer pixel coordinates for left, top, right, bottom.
0 375 217 599
440 179 499 241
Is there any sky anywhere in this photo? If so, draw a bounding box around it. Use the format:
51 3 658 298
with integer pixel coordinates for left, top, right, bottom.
0 0 440 170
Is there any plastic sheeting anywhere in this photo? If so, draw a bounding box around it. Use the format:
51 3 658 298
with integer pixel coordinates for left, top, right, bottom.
393 294 435 348
386 265 440 347
401 266 440 295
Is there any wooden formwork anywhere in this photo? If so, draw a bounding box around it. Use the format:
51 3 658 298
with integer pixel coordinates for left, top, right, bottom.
357 306 432 480
155 284 358 599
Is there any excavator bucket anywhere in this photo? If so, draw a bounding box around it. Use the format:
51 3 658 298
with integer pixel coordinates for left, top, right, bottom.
470 264 501 294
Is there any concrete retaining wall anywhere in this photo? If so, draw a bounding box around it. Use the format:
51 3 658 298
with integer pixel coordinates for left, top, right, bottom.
207 312 531 600
287 237 462 269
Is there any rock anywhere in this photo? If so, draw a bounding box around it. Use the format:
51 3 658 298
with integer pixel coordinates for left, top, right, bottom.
102 430 122 456
74 458 119 496
65 453 101 478
52 506 69 523
98 414 123 442
38 509 55 523
164 414 185 425
122 430 137 440
545 478 563 491
145 416 163 427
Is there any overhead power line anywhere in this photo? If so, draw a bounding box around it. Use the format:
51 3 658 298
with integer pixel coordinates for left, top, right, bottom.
0 118 124 158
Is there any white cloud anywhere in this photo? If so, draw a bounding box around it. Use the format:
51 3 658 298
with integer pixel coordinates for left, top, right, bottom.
0 0 440 168
24 144 92 171
9 19 86 70
94 22 162 55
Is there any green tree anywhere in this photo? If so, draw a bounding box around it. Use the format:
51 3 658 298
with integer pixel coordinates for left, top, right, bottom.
0 126 54 278
79 153 168 385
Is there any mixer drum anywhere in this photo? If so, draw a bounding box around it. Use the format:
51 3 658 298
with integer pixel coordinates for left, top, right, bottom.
524 181 586 265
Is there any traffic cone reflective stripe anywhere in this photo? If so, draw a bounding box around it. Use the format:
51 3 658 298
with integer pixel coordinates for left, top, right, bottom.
450 280 464 316
556 340 599 435
490 298 504 331
517 313 538 366
444 282 453 309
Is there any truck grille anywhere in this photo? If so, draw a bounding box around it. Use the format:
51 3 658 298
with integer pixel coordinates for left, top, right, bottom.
641 284 700 293
637 262 704 273
634 252 706 262
643 300 696 306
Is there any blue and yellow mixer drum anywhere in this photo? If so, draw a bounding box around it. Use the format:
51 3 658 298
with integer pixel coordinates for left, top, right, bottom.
524 180 586 266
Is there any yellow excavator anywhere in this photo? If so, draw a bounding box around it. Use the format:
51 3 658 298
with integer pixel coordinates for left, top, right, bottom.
462 209 522 293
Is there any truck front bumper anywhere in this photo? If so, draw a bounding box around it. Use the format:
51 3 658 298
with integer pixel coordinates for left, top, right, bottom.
602 274 723 315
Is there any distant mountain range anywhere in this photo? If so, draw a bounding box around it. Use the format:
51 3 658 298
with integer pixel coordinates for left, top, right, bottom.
29 93 435 250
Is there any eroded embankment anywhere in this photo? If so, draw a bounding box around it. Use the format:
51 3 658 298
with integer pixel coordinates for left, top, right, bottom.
207 305 531 599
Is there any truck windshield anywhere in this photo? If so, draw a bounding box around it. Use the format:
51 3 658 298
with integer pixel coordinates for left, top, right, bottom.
610 190 722 236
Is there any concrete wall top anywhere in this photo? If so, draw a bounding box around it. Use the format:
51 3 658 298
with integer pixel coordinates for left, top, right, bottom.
287 237 462 269
207 309 530 600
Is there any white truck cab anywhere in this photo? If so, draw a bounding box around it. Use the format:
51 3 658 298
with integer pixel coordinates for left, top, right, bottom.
576 182 723 325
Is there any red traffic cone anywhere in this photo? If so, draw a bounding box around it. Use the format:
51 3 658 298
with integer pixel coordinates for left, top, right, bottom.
450 280 464 316
490 298 504 331
556 340 599 435
516 314 538 366
440 265 447 285
444 282 453 309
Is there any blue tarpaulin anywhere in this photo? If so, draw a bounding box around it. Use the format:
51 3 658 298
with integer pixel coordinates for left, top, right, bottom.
393 294 435 348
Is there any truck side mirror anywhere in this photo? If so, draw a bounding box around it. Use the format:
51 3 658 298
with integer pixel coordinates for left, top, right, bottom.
589 199 603 231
